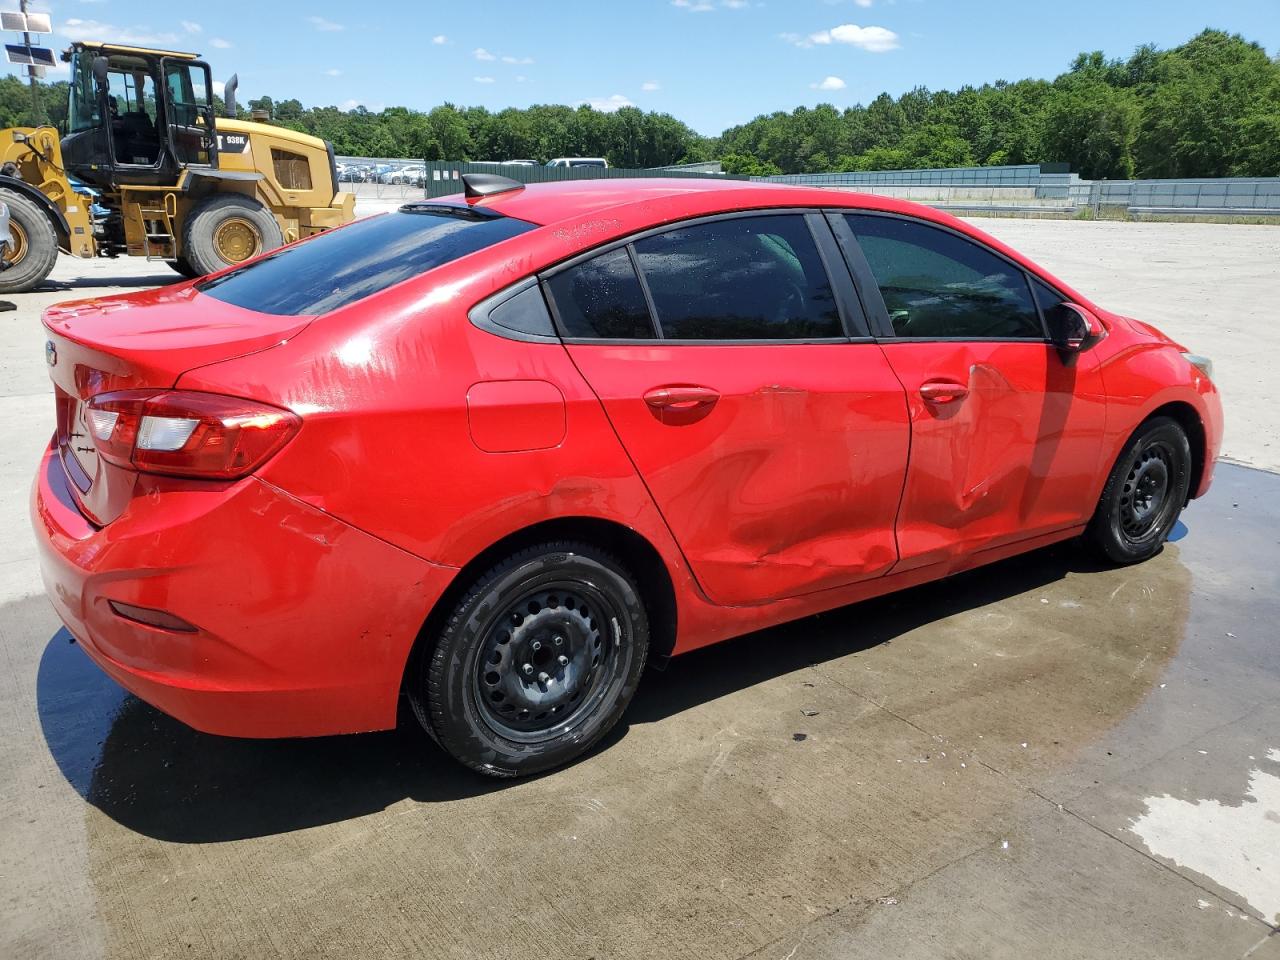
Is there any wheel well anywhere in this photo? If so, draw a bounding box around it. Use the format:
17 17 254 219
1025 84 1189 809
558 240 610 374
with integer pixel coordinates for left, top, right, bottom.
1146 401 1206 497
403 518 679 692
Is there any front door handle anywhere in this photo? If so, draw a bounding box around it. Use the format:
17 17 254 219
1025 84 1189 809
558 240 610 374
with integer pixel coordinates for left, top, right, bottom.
919 380 969 404
643 385 720 424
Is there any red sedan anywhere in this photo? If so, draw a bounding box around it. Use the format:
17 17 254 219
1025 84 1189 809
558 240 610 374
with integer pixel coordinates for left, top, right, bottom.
32 176 1222 777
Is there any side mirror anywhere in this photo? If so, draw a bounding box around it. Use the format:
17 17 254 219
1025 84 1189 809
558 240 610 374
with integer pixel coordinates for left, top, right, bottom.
91 55 109 86
1048 301 1104 354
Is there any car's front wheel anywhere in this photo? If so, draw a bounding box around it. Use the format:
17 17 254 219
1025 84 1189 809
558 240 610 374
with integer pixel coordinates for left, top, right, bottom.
411 541 650 777
1086 416 1192 564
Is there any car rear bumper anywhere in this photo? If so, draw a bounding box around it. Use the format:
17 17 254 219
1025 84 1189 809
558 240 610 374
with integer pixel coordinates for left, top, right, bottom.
31 442 455 738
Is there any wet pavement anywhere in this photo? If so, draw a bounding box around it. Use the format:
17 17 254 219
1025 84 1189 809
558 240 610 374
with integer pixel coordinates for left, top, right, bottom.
1 462 1277 959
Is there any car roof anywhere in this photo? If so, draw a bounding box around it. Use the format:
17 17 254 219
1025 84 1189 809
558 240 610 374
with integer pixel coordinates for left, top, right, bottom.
448 176 954 230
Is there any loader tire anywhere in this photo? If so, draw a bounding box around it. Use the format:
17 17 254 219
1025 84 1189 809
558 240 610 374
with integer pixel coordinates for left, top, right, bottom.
167 257 201 280
182 194 283 276
0 189 59 294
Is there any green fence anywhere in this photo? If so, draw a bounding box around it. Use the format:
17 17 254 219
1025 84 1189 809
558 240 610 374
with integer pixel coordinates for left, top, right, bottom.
420 161 746 198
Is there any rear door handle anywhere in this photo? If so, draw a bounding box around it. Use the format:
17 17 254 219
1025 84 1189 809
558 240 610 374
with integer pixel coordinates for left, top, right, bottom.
643 385 720 424
919 380 969 404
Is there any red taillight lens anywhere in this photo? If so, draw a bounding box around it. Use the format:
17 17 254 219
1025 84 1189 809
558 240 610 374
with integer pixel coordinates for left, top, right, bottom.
85 390 300 480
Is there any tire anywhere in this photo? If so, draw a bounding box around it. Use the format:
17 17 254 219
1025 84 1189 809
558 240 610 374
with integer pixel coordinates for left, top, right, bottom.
181 193 283 276
0 189 59 293
167 257 200 280
1085 416 1192 565
411 541 650 778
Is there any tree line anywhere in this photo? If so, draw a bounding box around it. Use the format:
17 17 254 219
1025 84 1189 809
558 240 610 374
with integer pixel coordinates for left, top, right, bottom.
2 29 1275 179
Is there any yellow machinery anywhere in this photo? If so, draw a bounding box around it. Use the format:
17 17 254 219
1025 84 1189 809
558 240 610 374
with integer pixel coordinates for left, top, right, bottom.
0 41 355 292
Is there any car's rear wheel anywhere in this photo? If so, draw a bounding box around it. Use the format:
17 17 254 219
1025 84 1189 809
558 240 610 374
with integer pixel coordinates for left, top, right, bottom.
1086 416 1192 564
411 541 649 777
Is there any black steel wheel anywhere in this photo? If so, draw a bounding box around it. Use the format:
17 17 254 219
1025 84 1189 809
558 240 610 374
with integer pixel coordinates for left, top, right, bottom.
410 541 649 777
1086 416 1192 564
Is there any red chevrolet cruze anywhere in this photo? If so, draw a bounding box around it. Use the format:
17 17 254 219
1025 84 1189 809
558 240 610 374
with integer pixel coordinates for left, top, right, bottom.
33 176 1222 776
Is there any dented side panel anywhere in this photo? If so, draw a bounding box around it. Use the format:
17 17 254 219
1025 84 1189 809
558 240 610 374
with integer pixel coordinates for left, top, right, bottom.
879 341 1108 572
565 342 911 605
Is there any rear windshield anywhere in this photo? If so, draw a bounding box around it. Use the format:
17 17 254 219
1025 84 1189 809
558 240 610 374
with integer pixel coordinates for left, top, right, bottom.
196 205 536 316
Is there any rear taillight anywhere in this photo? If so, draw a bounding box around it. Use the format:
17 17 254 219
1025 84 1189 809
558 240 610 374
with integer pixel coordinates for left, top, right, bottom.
85 390 300 480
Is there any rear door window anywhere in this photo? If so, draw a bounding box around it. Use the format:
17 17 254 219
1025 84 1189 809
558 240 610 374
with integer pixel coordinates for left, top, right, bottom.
197 206 535 316
845 214 1044 339
545 248 657 340
633 215 843 340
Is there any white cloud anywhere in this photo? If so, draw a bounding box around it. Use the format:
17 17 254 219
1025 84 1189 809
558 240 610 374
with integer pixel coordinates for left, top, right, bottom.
784 23 899 52
580 94 635 112
209 37 232 49
339 98 384 112
61 18 179 47
474 76 496 84
641 81 661 91
501 55 534 64
307 16 344 32
515 75 529 83
810 75 847 90
181 20 202 34
855 0 873 6
325 68 342 77
431 35 448 45
722 0 749 7
473 47 496 61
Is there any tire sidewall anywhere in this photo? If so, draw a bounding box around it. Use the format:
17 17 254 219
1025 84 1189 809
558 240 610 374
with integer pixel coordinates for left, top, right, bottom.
0 190 59 293
182 194 283 275
425 547 649 777
1093 417 1192 564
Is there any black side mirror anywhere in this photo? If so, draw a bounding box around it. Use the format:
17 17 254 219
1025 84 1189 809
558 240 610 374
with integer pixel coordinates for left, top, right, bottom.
1047 302 1104 354
91 55 109 86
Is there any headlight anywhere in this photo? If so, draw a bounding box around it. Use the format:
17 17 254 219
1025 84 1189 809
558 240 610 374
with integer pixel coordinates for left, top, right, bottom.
1182 353 1213 380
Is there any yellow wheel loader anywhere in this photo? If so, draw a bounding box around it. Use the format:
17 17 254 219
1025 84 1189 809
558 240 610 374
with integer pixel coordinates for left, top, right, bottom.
0 41 355 293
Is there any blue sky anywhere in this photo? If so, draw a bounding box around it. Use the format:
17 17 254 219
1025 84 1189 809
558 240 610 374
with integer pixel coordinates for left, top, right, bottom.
7 1 1279 134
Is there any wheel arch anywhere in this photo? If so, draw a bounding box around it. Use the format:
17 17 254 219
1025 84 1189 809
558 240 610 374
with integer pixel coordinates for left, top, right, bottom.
1143 400 1207 501
401 516 679 695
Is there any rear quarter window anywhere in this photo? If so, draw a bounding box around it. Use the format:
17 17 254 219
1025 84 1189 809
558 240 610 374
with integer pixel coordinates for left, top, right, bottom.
196 206 535 316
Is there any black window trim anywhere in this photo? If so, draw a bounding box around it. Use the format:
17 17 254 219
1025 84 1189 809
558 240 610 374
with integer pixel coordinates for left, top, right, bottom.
827 209 1058 345
468 275 562 344
539 207 874 347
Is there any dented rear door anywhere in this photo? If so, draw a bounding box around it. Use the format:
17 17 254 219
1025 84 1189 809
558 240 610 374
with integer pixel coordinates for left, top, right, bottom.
551 211 909 606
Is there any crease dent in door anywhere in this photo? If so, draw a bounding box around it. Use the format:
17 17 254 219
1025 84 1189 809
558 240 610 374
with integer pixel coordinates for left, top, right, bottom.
565 341 910 606
937 362 1025 518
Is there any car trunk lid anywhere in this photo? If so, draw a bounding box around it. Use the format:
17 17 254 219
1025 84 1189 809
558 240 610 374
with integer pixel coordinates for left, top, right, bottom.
43 285 312 525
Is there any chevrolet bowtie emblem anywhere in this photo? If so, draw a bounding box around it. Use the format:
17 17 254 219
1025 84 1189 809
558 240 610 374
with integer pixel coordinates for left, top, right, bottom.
45 340 56 367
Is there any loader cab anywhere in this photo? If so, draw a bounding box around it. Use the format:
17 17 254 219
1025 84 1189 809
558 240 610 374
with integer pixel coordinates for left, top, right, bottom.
60 42 218 190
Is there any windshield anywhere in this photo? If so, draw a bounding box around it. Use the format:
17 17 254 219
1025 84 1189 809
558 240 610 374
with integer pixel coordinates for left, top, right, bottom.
67 49 99 133
196 206 536 316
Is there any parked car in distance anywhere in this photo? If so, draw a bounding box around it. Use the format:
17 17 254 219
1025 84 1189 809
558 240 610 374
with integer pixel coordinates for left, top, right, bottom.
388 165 426 186
546 157 608 168
501 159 538 166
33 176 1221 778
